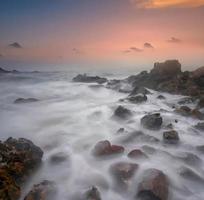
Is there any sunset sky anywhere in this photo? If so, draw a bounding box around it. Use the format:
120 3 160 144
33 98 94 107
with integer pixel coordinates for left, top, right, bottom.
0 0 204 70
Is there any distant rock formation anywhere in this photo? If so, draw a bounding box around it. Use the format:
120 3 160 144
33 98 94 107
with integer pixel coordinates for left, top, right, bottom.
73 74 107 84
0 67 19 73
9 42 22 48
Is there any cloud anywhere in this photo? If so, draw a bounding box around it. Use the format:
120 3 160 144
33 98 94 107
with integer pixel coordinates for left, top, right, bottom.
9 42 22 48
167 37 182 43
0 54 3 57
144 42 154 48
72 48 83 55
130 0 204 9
123 46 143 53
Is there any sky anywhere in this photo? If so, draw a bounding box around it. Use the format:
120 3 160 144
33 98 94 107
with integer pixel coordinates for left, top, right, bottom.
0 0 204 70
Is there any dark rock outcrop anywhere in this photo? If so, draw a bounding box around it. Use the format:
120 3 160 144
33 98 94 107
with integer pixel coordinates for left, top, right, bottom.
14 98 39 104
73 74 107 84
136 169 169 200
113 106 132 120
0 138 43 200
141 113 163 130
163 130 179 144
126 94 147 104
0 67 19 74
92 140 124 157
129 86 151 96
24 180 57 200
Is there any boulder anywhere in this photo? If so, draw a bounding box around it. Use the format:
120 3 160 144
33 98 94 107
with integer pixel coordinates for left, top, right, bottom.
92 140 124 157
24 180 57 200
49 152 69 164
175 106 204 119
193 66 204 78
14 98 39 104
110 162 138 188
157 95 166 100
127 94 147 104
85 186 101 200
129 86 151 96
113 106 132 120
198 96 204 108
141 113 163 130
72 74 107 84
163 130 179 144
175 106 191 116
136 169 169 200
128 149 148 159
151 60 181 77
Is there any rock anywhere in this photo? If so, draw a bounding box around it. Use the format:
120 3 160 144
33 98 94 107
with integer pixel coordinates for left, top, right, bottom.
85 186 101 200
166 123 173 129
136 168 169 200
193 66 204 78
128 149 148 159
129 86 151 96
110 162 138 188
14 98 39 104
196 145 204 153
190 109 204 120
141 113 163 130
49 152 69 164
163 130 179 144
141 145 156 155
194 122 204 131
178 97 194 105
24 180 57 200
176 106 204 119
151 60 181 77
127 94 147 104
92 140 124 157
198 97 204 108
116 128 125 134
113 106 132 120
0 67 19 74
177 152 202 166
175 106 191 116
72 74 107 84
0 138 43 200
157 95 166 100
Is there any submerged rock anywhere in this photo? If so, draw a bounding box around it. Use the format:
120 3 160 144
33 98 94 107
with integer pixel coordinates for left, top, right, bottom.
129 86 151 96
72 74 107 84
49 152 69 164
128 149 148 159
157 95 166 100
175 106 204 119
110 162 138 188
141 113 163 130
24 180 57 200
113 106 132 120
127 94 147 104
163 130 179 144
198 96 204 108
93 140 124 157
136 169 169 200
85 186 101 200
14 98 39 104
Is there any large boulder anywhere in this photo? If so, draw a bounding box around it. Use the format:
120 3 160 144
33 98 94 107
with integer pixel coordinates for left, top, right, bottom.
141 113 163 130
24 180 57 200
151 60 181 77
113 106 132 120
72 74 107 84
136 169 169 200
92 140 124 157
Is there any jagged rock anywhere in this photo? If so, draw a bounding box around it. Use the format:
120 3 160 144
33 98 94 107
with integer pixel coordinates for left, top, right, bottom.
24 180 57 200
163 130 179 144
92 140 124 157
85 186 101 200
14 98 39 104
113 106 132 120
127 94 147 104
151 60 181 77
129 86 151 96
0 138 43 200
49 152 69 164
141 113 163 130
72 74 107 84
110 162 138 188
128 149 148 159
157 95 166 100
136 169 169 200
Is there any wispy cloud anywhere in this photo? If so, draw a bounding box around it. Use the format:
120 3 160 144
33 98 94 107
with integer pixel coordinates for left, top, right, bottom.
144 42 154 48
130 0 204 9
123 46 143 53
8 42 22 49
167 37 182 43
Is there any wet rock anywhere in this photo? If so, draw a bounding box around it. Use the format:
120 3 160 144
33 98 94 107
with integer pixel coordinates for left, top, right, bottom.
198 96 204 108
179 167 204 183
141 113 163 130
113 106 132 120
163 130 179 144
127 94 147 104
175 106 191 116
190 109 204 120
14 98 39 104
175 106 204 119
128 149 148 159
85 186 101 200
49 152 69 164
93 140 124 157
73 74 107 84
165 123 173 129
110 162 138 188
178 97 194 105
129 86 151 96
141 145 156 155
177 152 202 166
136 168 169 200
157 95 166 100
24 180 57 200
151 60 181 77
116 128 125 134
196 145 204 153
194 122 204 131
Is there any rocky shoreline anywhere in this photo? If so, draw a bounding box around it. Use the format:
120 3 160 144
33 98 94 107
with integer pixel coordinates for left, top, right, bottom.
1 60 204 200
